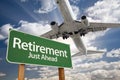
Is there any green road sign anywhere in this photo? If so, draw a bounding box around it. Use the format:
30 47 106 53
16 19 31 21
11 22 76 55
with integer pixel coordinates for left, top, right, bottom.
6 30 72 68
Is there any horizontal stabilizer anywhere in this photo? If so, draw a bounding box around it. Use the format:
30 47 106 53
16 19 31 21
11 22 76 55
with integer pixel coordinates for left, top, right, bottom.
72 52 84 57
72 50 105 57
87 50 105 54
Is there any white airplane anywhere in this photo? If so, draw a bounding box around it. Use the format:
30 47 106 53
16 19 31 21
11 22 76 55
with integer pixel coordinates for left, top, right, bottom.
41 0 120 57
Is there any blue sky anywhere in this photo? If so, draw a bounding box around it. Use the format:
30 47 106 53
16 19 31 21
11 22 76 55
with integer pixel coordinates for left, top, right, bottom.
0 0 120 80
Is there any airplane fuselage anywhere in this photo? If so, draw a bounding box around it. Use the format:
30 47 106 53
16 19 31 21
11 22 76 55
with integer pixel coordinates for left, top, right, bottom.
53 0 87 53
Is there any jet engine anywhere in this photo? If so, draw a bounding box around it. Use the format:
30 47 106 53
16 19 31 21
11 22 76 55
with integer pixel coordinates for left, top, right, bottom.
50 21 59 34
81 15 90 27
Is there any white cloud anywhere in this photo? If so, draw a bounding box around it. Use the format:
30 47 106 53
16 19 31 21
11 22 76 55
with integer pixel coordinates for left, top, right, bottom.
70 61 120 80
86 0 120 23
34 0 57 13
4 39 8 45
106 48 120 57
0 24 13 40
91 70 120 80
71 5 80 20
0 35 4 40
26 67 38 71
82 28 110 48
0 20 52 45
72 50 120 70
23 48 120 80
70 0 80 5
17 20 51 36
25 69 120 80
0 72 6 77
26 65 58 79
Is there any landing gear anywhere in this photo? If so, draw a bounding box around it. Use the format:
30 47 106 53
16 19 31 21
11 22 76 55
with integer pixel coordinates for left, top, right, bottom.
63 35 69 39
79 29 87 36
62 32 69 40
80 33 85 36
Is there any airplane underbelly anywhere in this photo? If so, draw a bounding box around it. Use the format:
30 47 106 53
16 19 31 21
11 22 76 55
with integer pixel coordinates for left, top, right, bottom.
60 23 78 33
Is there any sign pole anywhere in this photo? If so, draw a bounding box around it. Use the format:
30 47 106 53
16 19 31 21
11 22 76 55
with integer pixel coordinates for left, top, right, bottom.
58 68 65 80
18 64 25 80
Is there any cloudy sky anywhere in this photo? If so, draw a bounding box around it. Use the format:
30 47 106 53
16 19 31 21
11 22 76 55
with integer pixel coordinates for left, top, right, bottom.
0 0 120 80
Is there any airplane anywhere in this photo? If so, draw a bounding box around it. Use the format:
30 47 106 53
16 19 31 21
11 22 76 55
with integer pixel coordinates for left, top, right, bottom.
40 0 120 57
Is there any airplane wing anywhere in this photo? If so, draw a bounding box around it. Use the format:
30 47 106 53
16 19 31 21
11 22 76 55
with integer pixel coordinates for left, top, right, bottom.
74 21 120 35
72 52 85 57
40 21 62 39
87 22 120 32
40 30 54 39
90 22 120 28
40 30 62 39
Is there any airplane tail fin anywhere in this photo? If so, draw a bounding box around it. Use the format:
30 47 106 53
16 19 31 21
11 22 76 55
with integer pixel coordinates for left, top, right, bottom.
72 50 105 57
